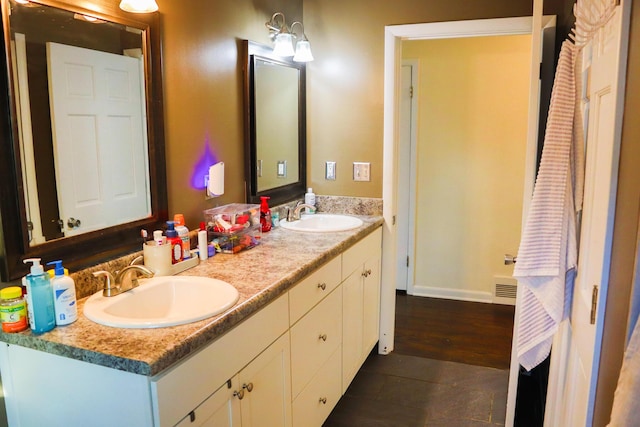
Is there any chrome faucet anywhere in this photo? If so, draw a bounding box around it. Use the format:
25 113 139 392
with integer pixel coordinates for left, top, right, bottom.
92 265 155 297
287 201 316 222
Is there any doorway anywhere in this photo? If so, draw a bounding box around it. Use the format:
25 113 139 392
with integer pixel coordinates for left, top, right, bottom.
397 36 531 303
380 15 557 427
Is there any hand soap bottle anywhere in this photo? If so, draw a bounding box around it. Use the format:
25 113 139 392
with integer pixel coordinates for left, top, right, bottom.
304 188 316 214
260 196 272 232
23 258 55 334
47 260 78 326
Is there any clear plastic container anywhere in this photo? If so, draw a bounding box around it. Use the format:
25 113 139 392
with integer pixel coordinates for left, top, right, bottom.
204 204 261 254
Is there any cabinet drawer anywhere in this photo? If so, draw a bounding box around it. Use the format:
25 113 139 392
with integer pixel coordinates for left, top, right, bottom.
342 227 382 280
292 345 342 427
289 256 341 325
290 288 342 398
151 294 289 427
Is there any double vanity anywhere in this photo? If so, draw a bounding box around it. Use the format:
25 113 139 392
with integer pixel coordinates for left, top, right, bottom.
0 213 383 427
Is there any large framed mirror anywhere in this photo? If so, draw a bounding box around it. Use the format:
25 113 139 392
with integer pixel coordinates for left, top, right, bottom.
243 40 306 206
0 0 167 281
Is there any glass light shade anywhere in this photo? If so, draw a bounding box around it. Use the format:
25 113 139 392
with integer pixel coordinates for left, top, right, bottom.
119 0 159 13
273 33 295 57
293 40 314 62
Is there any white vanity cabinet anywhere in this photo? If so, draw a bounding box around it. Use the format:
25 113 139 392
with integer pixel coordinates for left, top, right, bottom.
175 333 291 427
341 228 382 391
0 226 383 427
152 294 291 427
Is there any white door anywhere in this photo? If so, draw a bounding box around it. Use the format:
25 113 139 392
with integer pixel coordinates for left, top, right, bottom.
557 5 628 426
47 42 150 237
396 61 417 291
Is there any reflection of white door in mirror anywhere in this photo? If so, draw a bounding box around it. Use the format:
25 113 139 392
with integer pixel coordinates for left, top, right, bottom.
12 33 45 245
46 42 150 240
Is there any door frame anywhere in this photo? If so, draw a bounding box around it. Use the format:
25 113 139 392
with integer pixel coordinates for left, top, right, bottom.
380 13 553 426
396 59 418 292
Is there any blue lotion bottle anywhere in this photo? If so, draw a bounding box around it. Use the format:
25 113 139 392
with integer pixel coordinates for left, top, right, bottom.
23 258 56 334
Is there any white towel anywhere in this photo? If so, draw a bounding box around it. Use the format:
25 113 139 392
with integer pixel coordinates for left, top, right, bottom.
513 41 583 371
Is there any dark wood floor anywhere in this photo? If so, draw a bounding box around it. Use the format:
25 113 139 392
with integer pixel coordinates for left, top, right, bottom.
324 293 516 426
394 292 515 369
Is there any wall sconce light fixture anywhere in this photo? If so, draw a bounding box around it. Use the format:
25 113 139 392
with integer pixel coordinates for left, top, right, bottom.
265 12 314 62
119 0 158 13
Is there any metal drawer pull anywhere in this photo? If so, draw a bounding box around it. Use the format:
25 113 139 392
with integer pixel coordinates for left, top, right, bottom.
319 334 327 341
317 282 327 290
319 397 327 404
234 389 245 400
243 382 254 392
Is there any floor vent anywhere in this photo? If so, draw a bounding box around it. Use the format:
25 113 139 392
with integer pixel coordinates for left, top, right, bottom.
493 276 517 306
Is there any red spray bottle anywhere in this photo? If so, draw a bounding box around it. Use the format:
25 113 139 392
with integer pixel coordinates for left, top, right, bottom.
260 196 272 232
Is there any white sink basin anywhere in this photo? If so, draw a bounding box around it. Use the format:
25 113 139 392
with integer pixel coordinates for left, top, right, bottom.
279 214 363 233
83 276 239 329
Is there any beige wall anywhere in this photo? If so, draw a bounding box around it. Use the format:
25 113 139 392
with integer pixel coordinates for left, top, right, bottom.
160 0 303 229
403 36 531 295
46 0 533 228
303 0 533 198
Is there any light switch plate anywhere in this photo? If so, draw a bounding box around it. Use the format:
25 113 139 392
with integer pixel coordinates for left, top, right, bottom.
353 162 370 182
277 160 287 178
326 161 336 180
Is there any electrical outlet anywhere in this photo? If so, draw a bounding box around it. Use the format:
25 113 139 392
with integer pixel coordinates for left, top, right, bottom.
326 161 336 180
353 162 371 182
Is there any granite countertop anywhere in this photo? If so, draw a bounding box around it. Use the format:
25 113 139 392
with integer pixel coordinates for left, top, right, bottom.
0 215 383 377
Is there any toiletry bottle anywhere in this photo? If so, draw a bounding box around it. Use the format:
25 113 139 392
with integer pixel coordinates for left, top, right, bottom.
260 196 272 232
46 260 78 326
198 222 208 261
173 214 190 260
0 286 28 333
23 258 56 334
305 187 316 214
153 230 164 245
166 221 183 264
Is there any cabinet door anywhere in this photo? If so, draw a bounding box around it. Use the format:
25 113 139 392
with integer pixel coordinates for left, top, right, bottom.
175 377 240 427
238 333 292 427
342 269 364 391
363 254 381 355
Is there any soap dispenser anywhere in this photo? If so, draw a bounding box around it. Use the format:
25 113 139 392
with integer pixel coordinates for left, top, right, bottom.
305 188 316 214
23 258 56 333
166 221 183 264
47 260 78 326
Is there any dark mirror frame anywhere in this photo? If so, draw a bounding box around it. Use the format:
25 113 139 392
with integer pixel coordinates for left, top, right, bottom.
243 40 306 206
0 0 167 281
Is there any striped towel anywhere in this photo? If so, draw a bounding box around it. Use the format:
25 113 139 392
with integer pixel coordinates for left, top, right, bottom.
513 40 583 371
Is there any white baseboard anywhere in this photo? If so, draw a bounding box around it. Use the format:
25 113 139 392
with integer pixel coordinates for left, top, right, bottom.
408 285 493 303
